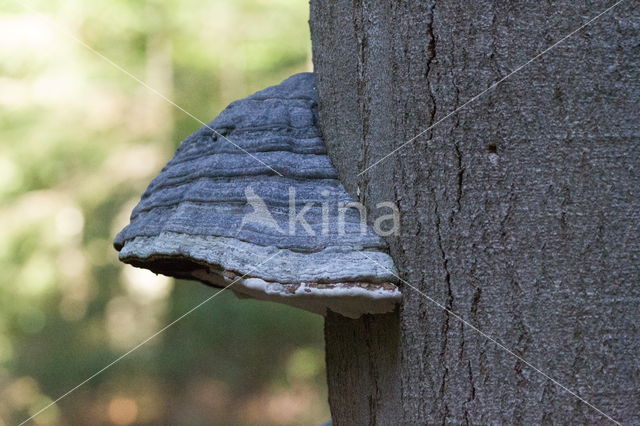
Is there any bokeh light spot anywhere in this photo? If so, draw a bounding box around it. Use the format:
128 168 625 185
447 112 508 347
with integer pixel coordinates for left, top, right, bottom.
108 396 138 425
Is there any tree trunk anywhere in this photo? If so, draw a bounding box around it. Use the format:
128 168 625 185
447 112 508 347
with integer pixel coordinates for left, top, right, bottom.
310 1 639 424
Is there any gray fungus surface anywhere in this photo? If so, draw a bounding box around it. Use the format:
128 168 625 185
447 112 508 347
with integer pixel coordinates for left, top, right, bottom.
114 73 401 318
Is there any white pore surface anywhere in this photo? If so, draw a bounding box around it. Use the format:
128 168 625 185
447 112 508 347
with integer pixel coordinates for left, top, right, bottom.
192 269 402 319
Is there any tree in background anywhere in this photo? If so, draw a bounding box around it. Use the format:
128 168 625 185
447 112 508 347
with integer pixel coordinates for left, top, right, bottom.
0 1 327 424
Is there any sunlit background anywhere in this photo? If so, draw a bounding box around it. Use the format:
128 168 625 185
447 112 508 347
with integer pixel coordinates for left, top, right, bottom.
0 0 328 424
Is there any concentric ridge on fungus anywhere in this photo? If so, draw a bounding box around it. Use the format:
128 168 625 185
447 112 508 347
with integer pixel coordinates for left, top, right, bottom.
114 73 401 318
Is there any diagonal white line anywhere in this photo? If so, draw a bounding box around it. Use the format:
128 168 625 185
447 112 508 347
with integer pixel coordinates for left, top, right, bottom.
18 249 282 426
358 0 628 176
10 0 284 177
358 251 621 425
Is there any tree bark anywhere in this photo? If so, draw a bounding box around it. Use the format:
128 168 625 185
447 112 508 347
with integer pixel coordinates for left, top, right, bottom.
311 1 639 424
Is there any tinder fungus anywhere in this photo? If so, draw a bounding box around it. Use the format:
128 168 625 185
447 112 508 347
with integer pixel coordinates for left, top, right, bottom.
114 73 401 318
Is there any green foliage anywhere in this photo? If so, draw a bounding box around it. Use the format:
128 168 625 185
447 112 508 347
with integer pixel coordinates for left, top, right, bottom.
0 0 326 424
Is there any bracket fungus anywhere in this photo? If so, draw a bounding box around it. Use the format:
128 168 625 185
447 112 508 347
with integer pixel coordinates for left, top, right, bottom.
114 73 401 318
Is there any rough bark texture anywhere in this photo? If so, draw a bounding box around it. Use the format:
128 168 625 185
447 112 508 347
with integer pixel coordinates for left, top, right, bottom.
324 311 401 424
311 1 639 424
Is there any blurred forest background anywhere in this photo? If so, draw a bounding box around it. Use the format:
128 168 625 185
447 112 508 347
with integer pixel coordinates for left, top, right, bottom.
0 0 328 424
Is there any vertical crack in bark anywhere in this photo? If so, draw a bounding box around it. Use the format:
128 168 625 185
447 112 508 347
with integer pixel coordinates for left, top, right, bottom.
433 192 453 423
365 318 379 426
447 6 465 221
499 187 516 242
470 287 481 319
353 0 370 194
464 359 476 425
454 142 464 214
425 7 457 420
425 0 438 138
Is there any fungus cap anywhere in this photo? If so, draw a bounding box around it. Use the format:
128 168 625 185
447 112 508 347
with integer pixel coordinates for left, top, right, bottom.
114 73 401 319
